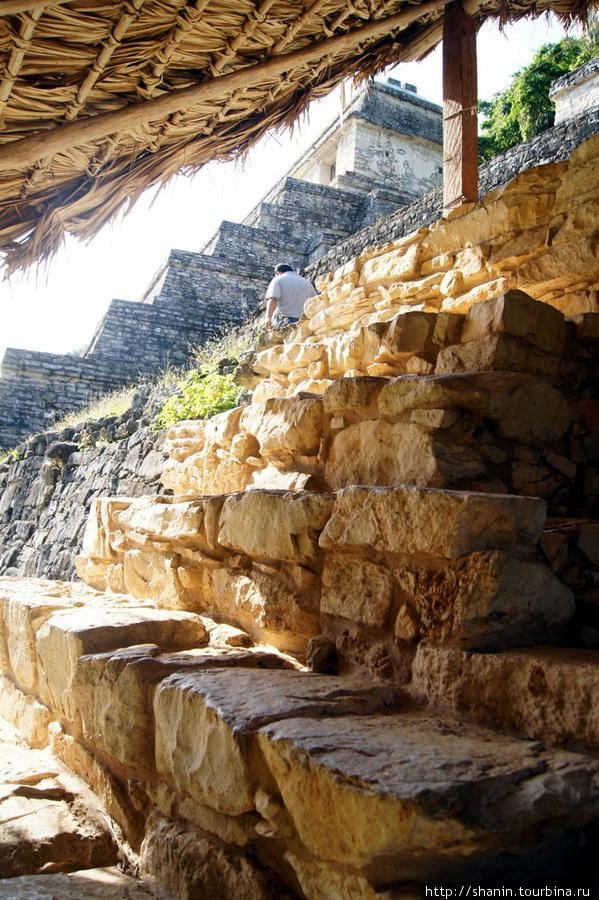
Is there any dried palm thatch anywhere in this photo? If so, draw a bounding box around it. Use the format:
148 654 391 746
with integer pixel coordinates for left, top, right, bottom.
0 0 593 273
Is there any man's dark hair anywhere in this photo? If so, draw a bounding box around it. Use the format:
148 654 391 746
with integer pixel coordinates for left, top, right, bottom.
275 263 293 274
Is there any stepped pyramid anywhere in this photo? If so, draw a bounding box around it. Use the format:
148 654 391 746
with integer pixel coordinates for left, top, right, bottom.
0 78 442 450
3 131 599 896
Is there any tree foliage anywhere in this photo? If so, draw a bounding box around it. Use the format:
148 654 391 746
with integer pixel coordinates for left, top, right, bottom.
478 24 599 162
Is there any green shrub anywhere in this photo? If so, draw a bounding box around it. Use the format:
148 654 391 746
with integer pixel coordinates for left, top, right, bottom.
155 370 242 429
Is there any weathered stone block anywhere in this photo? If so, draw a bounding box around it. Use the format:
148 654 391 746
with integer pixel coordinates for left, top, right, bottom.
218 491 334 564
461 290 567 355
322 376 387 416
207 567 319 657
319 485 546 560
435 333 584 390
259 711 599 881
412 645 599 753
139 813 289 900
378 372 571 443
239 396 324 458
325 420 443 490
153 669 393 820
321 554 394 629
36 606 208 721
394 549 574 649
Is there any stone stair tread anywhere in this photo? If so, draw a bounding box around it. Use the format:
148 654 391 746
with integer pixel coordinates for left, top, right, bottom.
154 666 599 882
0 716 118 879
0 868 155 899
412 644 599 754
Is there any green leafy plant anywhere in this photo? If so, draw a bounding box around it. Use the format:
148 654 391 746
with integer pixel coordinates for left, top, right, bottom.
479 24 599 162
154 370 243 429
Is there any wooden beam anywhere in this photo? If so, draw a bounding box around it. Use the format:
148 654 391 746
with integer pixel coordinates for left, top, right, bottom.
0 0 446 173
399 0 485 61
442 0 478 212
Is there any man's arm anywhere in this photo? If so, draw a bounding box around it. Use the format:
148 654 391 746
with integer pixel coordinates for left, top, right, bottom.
265 296 278 326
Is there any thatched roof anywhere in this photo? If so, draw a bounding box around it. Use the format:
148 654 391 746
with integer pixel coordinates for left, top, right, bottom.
0 0 592 273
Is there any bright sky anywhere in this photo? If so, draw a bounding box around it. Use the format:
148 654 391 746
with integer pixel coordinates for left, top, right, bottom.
0 15 582 361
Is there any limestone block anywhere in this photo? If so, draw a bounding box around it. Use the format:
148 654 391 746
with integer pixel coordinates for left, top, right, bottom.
81 498 134 563
48 725 143 848
412 645 599 754
378 372 571 443
421 251 454 275
163 420 207 462
435 333 584 391
3 593 69 692
304 292 329 320
36 606 208 721
0 786 117 878
139 813 291 900
440 276 516 313
432 311 464 346
488 226 555 271
461 290 567 355
455 244 490 278
218 491 334 564
247 466 314 491
360 242 422 287
326 329 378 376
378 272 443 304
325 421 442 490
115 496 226 553
323 375 387 416
207 567 320 657
378 311 437 360
202 457 254 495
122 549 211 611
72 644 293 773
518 238 599 294
153 673 253 816
256 342 324 377
154 668 395 821
203 405 245 453
161 452 206 496
423 192 554 259
321 554 394 629
259 711 599 881
308 289 374 335
284 852 384 900
0 674 52 748
394 549 574 649
319 485 546 560
239 396 324 458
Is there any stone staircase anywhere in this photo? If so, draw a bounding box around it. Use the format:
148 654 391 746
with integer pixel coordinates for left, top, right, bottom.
3 294 599 895
3 138 599 897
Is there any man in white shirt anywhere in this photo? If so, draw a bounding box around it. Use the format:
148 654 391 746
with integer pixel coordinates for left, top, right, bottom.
265 263 315 328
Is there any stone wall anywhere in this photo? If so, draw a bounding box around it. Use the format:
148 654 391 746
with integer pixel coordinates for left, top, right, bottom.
0 387 169 581
0 349 145 450
551 55 599 124
307 102 599 280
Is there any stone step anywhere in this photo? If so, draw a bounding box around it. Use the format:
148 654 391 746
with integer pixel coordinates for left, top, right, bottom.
0 624 599 900
0 715 118 879
0 870 155 900
72 483 575 676
143 667 599 892
411 644 599 755
162 366 584 518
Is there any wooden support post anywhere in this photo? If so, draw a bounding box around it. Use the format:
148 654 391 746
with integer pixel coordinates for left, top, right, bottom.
442 0 478 213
